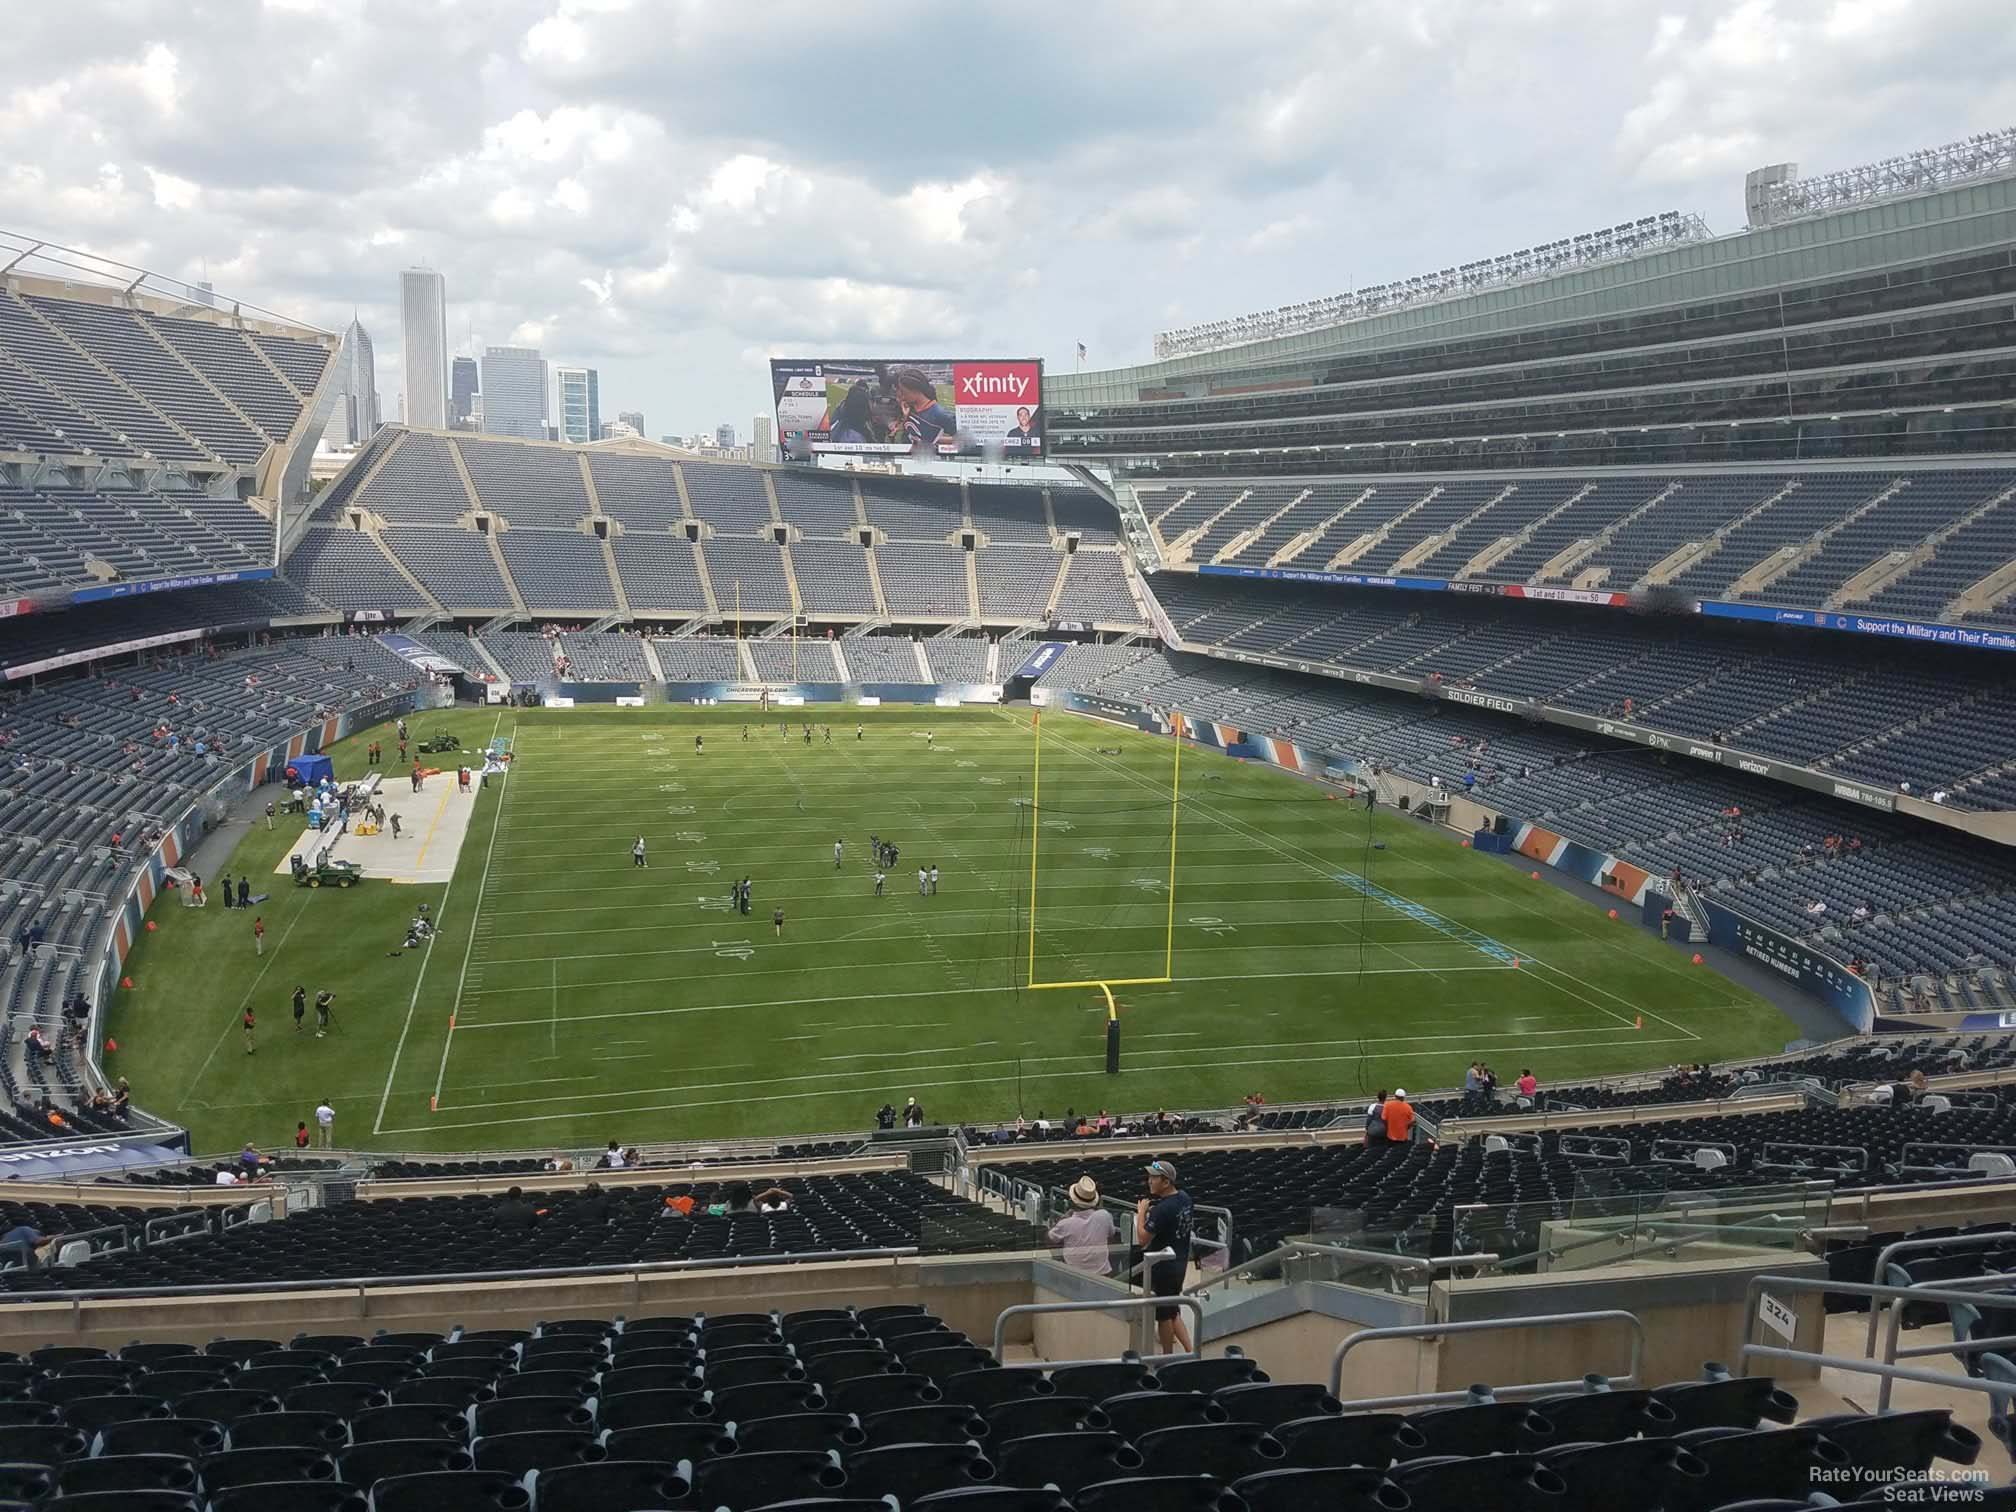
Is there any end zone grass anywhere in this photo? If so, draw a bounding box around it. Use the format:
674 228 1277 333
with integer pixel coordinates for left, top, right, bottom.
111 705 1799 1153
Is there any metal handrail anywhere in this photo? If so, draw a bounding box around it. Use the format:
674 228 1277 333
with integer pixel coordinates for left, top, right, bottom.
1875 1265 2016 1411
0 1245 922 1302
1188 1240 1457 1296
1737 1272 2016 1411
1328 1308 1645 1407
992 1293 1204 1367
1862 1231 2016 1351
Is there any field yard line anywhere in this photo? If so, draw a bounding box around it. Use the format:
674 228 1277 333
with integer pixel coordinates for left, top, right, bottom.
458 960 1510 1027
175 898 314 1114
479 873 1406 908
468 935 1496 992
386 1031 1698 1135
426 1023 1660 1113
549 959 558 1059
370 711 504 1136
477 921 1480 967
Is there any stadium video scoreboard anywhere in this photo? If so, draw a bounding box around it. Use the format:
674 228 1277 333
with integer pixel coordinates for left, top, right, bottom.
771 357 1044 462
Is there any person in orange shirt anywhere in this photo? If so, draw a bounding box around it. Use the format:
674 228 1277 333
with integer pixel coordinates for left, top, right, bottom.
1382 1088 1415 1145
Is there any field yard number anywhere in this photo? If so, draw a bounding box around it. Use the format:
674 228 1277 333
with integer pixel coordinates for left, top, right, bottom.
956 760 977 769
697 895 732 912
1082 846 1115 860
1130 877 1166 893
687 860 720 875
658 782 687 793
1189 914 1238 936
674 830 705 844
978 776 1004 786
666 804 695 815
642 733 664 741
1043 819 1075 832
713 940 754 961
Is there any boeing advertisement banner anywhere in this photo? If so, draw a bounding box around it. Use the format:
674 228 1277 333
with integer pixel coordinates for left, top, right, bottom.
772 357 1043 460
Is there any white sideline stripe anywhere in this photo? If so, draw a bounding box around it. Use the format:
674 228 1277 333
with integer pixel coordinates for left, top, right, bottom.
433 716 520 1107
371 710 504 1135
405 1031 1695 1133
454 962 1511 1028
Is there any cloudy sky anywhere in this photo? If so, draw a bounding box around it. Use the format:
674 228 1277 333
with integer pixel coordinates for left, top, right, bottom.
1 0 2010 440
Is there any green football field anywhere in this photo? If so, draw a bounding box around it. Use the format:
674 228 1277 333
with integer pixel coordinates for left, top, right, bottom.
110 704 1800 1154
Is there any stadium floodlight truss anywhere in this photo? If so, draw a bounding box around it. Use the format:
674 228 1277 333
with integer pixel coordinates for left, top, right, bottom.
1152 212 1713 360
1750 127 2016 227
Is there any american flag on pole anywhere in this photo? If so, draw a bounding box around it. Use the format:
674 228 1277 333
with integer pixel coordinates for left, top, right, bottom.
1075 342 1087 360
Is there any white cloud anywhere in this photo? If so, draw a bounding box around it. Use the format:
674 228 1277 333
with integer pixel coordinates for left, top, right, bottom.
145 167 199 211
0 0 2004 434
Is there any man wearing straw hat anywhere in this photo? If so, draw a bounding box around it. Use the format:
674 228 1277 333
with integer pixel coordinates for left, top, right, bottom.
1045 1176 1118 1275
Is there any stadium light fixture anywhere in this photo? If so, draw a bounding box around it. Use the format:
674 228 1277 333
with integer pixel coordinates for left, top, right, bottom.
1750 126 2016 226
1152 211 1712 359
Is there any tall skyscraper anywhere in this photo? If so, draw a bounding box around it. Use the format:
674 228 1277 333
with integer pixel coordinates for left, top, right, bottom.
715 423 736 450
555 365 601 445
481 346 547 440
752 414 773 462
330 317 379 445
450 356 479 430
619 409 645 437
399 267 449 429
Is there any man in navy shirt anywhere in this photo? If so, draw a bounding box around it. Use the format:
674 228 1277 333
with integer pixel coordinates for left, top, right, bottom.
1135 1159 1194 1354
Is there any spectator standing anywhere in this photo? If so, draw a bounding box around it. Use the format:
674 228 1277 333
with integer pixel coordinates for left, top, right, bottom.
1364 1092 1388 1148
314 1098 335 1148
1135 1160 1195 1355
875 1102 897 1131
904 1096 925 1128
292 985 307 1034
1382 1089 1416 1145
1516 1068 1538 1099
220 871 234 910
1046 1177 1118 1275
314 990 335 1037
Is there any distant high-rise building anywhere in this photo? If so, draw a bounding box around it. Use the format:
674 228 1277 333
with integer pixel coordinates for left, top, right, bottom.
450 356 479 429
482 346 547 440
555 365 601 445
330 317 380 445
399 268 449 429
619 409 645 437
752 414 773 462
715 423 736 450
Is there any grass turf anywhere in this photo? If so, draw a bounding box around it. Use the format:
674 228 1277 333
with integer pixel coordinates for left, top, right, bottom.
110 704 1800 1154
